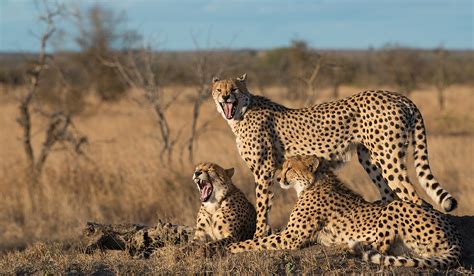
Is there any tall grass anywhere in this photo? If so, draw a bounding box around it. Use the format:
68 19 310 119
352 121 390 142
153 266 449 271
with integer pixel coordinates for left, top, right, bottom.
0 85 473 250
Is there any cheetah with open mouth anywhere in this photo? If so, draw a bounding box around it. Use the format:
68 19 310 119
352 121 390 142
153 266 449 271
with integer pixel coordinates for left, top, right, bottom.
191 162 256 248
211 74 457 237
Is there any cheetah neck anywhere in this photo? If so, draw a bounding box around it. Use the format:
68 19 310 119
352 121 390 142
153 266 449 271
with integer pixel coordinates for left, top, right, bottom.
294 182 307 197
226 94 288 134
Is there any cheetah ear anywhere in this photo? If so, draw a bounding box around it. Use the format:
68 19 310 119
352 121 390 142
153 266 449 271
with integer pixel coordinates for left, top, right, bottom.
212 76 220 83
224 168 235 178
236 73 247 82
306 156 320 173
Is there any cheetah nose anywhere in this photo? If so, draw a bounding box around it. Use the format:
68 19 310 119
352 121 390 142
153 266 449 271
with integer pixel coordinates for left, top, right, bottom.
194 171 202 177
222 95 230 101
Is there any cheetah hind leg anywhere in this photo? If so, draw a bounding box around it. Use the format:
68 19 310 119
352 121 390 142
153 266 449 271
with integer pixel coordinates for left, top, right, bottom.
359 247 455 269
352 231 456 269
371 142 428 207
348 240 372 256
357 144 397 203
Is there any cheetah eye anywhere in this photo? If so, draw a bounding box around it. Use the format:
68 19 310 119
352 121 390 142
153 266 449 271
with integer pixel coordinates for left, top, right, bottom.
217 88 221 92
231 88 237 92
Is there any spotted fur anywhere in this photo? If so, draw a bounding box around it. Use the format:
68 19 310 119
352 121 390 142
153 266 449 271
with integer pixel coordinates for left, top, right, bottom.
211 74 457 237
192 162 256 249
226 156 462 269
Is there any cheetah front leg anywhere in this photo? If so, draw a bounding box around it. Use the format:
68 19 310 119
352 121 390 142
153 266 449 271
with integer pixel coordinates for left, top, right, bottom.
227 231 299 253
357 144 397 203
192 209 212 242
247 145 280 238
239 123 280 238
253 168 275 238
227 202 318 252
199 236 238 256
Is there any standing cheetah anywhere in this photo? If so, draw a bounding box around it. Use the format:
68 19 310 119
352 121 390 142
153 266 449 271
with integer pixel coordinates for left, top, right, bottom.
227 156 461 269
211 74 457 237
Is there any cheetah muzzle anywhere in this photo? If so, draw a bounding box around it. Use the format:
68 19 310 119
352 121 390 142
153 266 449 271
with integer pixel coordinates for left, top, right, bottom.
196 178 213 202
220 100 238 120
193 169 215 203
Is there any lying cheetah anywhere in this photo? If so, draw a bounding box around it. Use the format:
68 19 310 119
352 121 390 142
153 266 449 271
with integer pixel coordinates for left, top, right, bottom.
211 74 457 237
83 162 256 257
227 156 461 269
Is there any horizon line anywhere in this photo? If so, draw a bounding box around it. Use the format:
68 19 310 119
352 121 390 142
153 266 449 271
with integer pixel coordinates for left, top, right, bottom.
0 46 473 55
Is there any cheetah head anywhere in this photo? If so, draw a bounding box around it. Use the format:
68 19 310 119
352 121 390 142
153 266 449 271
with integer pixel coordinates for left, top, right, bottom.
276 156 321 197
211 73 251 121
193 162 235 204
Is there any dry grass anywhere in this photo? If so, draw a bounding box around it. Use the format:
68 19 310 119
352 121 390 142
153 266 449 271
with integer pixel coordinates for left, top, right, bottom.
1 240 473 274
0 84 473 273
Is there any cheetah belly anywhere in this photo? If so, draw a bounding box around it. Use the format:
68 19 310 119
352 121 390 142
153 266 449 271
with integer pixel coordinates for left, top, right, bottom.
312 220 358 248
318 212 379 248
284 141 357 162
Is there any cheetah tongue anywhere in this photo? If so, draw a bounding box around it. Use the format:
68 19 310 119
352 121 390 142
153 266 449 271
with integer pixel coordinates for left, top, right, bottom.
223 102 234 120
200 183 213 202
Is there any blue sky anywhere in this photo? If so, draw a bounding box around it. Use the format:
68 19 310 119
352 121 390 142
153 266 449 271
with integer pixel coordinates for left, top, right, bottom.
0 0 472 52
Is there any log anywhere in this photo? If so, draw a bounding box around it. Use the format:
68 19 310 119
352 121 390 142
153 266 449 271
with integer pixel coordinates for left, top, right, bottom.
83 220 195 258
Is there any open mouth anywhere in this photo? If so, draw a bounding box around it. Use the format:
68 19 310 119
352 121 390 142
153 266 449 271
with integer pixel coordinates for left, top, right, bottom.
220 100 238 120
196 179 213 202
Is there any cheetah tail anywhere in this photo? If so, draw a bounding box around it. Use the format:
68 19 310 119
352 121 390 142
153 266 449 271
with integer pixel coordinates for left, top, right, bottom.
362 247 461 269
412 110 457 212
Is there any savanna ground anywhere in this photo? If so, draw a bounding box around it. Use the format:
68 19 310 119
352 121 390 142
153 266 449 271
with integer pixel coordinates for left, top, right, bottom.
0 84 473 274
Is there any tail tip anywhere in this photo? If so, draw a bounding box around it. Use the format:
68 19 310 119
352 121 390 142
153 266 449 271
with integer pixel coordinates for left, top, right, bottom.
442 197 457 212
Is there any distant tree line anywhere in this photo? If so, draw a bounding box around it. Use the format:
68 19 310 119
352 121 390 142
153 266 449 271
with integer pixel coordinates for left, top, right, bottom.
1 44 473 100
0 3 473 112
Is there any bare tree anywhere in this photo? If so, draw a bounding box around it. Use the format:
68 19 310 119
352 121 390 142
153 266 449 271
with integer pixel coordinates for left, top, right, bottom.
187 55 211 163
328 64 344 99
100 46 179 164
73 3 129 101
323 55 357 99
434 47 450 110
186 32 228 163
298 57 322 105
17 0 87 208
102 32 222 165
380 45 422 97
74 3 178 164
279 40 325 102
285 40 315 100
